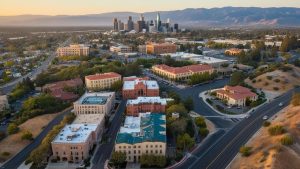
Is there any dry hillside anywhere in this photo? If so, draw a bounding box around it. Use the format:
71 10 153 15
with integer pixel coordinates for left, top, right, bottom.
229 104 300 169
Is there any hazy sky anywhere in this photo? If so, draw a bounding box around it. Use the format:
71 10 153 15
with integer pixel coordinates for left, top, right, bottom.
1 0 300 16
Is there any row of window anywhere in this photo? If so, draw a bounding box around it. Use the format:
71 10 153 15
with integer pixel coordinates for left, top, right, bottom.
119 144 163 149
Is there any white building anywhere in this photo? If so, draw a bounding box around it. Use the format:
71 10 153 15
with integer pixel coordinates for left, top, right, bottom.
110 45 132 53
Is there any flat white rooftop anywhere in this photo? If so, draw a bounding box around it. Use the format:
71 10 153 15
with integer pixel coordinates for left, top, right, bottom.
127 97 172 105
123 80 159 90
52 123 97 144
162 52 228 64
73 114 105 124
120 115 141 134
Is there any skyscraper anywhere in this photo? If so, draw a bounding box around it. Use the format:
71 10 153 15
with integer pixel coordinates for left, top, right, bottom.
113 18 118 31
156 12 161 32
127 16 134 31
174 23 179 32
137 14 146 32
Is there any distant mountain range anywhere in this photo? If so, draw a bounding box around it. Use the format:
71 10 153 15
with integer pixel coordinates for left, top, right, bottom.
1 7 300 28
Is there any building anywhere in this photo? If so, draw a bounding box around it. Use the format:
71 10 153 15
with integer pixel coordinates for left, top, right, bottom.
57 44 90 57
126 97 171 116
0 95 9 111
73 92 115 115
85 72 121 91
127 16 134 31
110 45 133 53
138 45 146 53
224 48 243 56
115 112 166 162
42 78 83 101
122 77 159 99
146 43 177 55
51 118 103 163
215 85 258 107
152 64 214 81
113 18 119 31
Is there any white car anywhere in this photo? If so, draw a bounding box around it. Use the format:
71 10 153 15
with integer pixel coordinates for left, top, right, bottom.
278 102 283 107
262 115 268 120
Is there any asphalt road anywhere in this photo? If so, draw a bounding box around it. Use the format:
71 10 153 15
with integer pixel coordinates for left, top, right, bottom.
0 52 56 94
0 107 72 169
91 100 126 169
174 89 297 169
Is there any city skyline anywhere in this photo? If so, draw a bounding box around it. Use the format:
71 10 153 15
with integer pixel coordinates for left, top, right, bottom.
1 0 300 16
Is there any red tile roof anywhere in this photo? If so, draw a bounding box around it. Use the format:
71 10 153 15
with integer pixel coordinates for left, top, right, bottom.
85 72 121 81
216 85 257 100
153 64 213 75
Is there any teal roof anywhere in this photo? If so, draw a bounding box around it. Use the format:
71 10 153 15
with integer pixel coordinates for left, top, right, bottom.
116 113 166 144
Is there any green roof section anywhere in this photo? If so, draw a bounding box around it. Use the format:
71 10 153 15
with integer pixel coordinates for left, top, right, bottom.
116 113 166 144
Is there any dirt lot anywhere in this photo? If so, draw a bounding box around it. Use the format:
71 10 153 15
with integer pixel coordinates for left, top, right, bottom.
0 113 59 163
245 65 300 99
229 105 300 169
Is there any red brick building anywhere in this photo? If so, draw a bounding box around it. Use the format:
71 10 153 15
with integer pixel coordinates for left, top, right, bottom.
42 78 83 101
126 97 170 116
122 77 159 99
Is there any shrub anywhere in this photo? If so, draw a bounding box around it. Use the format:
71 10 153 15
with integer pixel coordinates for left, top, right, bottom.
199 128 209 137
264 82 269 86
268 125 285 136
2 152 10 156
280 135 293 145
252 79 256 83
274 79 281 83
266 76 273 80
7 123 19 135
239 146 252 157
206 98 212 105
21 131 33 140
257 79 262 82
273 87 279 91
263 121 271 127
195 117 206 128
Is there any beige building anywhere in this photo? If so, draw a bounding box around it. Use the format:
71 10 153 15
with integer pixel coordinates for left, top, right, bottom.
85 72 121 91
73 92 115 115
51 114 105 163
224 48 243 56
110 45 132 53
152 64 214 81
0 95 9 111
216 85 258 107
57 44 90 57
115 113 166 162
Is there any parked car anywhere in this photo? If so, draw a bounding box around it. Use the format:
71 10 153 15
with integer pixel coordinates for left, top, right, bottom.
262 115 268 120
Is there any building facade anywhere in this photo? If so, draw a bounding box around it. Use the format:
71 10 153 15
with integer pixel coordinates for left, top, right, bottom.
110 45 133 53
85 72 121 91
73 92 115 115
146 43 177 55
115 113 166 162
216 85 258 107
0 95 9 111
122 77 159 99
57 44 90 57
126 97 170 116
224 48 243 56
152 64 214 81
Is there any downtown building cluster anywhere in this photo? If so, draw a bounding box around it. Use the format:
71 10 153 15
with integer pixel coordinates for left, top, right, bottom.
113 13 179 33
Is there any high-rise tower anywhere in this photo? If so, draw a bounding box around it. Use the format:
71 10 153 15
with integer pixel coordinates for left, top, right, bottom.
156 12 161 32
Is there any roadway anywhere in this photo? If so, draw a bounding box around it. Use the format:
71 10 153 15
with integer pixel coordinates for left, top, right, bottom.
173 89 297 169
91 100 126 169
0 107 73 169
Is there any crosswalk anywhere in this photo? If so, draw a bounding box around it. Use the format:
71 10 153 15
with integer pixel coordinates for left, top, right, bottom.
230 118 243 123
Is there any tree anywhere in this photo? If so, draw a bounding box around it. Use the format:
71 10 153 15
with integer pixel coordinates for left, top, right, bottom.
229 71 245 86
195 117 206 128
199 128 209 137
7 123 19 135
110 80 123 92
176 133 195 150
140 155 166 168
168 91 181 104
111 151 126 168
184 97 194 111
291 92 300 106
167 104 187 117
21 131 33 140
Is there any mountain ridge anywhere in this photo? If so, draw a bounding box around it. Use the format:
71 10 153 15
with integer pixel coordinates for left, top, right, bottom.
1 7 300 27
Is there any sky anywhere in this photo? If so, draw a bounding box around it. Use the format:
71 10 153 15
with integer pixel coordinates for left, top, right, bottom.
1 0 300 16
